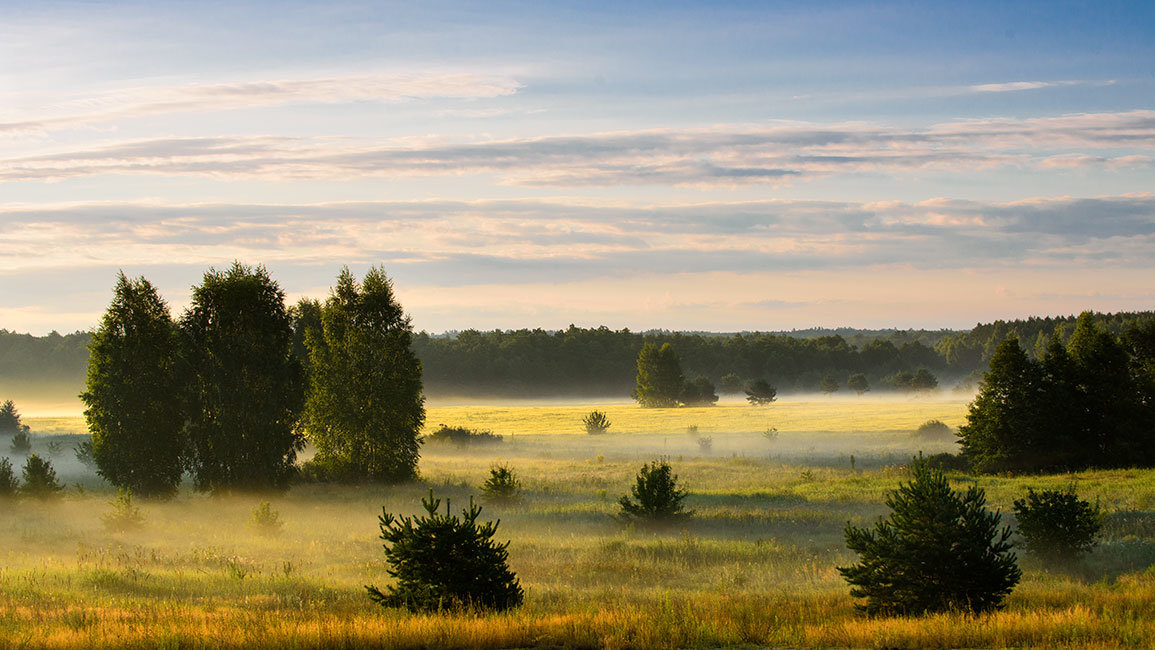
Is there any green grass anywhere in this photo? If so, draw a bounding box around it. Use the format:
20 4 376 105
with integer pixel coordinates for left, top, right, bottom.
2 398 1153 648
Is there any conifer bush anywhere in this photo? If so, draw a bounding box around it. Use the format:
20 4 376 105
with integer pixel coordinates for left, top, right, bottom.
19 454 63 499
9 431 31 455
838 458 1020 615
480 464 522 503
0 457 17 497
366 490 523 612
249 501 284 535
102 489 147 532
618 459 690 522
1013 486 1101 561
583 410 611 434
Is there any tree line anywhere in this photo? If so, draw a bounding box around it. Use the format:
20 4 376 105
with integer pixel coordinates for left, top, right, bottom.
83 264 424 498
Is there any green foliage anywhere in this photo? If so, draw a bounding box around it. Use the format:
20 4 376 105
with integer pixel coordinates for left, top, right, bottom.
618 459 690 522
922 452 970 472
680 377 718 406
19 454 63 499
884 368 939 392
9 431 31 455
838 459 1020 616
744 379 777 405
718 372 742 394
633 343 684 408
366 490 523 612
249 502 284 536
848 373 870 396
582 410 611 434
181 263 305 492
305 267 425 483
480 464 522 503
102 489 147 532
959 314 1155 473
697 437 713 453
0 399 23 434
820 374 840 395
82 272 186 498
1013 486 1101 561
914 419 954 440
426 424 502 446
0 457 17 497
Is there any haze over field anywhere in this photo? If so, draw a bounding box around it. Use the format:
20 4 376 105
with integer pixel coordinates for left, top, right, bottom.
3 1 1155 335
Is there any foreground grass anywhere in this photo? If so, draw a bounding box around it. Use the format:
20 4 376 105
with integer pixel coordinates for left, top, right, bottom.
4 399 1154 648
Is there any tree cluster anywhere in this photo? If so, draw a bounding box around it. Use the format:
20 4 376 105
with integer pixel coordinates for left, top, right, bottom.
958 313 1155 473
633 343 718 408
82 264 425 496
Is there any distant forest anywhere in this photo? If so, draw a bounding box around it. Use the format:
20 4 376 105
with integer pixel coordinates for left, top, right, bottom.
3 311 1153 398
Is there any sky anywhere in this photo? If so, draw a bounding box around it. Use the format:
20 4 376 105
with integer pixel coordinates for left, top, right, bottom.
2 0 1154 335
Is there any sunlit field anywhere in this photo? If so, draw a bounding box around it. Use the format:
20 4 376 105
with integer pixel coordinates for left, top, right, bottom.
5 398 1155 649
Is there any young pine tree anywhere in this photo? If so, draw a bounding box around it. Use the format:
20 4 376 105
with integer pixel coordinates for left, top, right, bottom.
618 459 690 523
838 458 1020 616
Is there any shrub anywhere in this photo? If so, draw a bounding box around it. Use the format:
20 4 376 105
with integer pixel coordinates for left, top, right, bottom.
1013 486 1101 561
583 411 611 435
425 424 502 446
838 458 1020 615
697 437 713 453
680 377 719 406
9 431 31 455
0 457 17 497
74 441 96 469
618 459 690 523
914 419 954 440
744 379 777 406
250 501 284 535
922 452 970 472
19 454 63 499
366 490 523 612
102 489 146 532
480 464 522 503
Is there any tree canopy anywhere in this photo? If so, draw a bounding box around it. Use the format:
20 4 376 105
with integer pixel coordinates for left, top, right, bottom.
633 343 684 408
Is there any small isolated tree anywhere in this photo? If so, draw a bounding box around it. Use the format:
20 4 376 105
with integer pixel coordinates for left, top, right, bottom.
249 501 284 536
1013 486 1101 561
83 272 185 498
181 263 305 492
914 419 954 441
102 489 147 532
583 410 611 434
366 490 523 612
480 464 522 503
744 379 777 406
20 454 63 499
306 266 425 483
0 400 23 434
0 457 17 497
618 459 690 523
633 343 684 408
839 459 1020 615
848 373 870 396
912 368 939 393
681 377 719 406
9 431 31 455
820 374 840 395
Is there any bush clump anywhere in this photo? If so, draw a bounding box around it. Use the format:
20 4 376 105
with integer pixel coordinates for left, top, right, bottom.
366 490 523 612
9 431 31 455
583 411 611 434
922 452 970 472
425 424 502 446
1013 486 1101 561
102 489 147 532
480 464 522 503
0 457 17 497
249 501 284 535
618 459 690 523
19 454 63 499
914 419 954 440
838 457 1020 615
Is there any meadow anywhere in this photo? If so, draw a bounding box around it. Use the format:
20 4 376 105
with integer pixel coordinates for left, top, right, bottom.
2 397 1154 649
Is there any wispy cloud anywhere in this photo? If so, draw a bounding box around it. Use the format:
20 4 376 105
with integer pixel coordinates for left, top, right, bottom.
0 72 523 136
966 79 1113 93
3 110 1151 186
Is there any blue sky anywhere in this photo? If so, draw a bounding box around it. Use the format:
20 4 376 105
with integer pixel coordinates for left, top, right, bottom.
2 0 1154 334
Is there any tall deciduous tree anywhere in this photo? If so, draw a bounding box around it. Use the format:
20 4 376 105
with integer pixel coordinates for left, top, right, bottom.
81 273 185 498
181 263 304 492
305 266 425 482
633 342 684 408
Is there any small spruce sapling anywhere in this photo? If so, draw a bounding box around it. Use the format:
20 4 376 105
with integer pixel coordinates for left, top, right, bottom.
618 459 690 523
583 410 611 434
102 489 147 532
9 431 31 455
366 490 523 612
480 464 522 503
250 501 284 535
19 454 63 499
1013 486 1101 561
